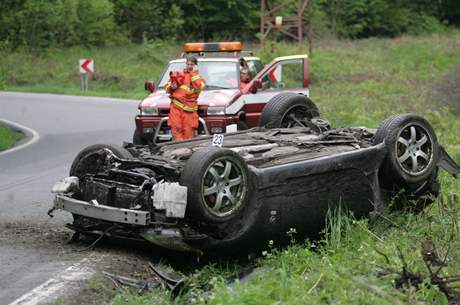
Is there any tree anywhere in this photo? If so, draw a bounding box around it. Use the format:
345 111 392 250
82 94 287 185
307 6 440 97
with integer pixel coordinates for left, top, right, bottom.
112 0 184 42
176 0 259 41
77 0 120 46
440 0 460 25
317 0 446 38
0 0 120 49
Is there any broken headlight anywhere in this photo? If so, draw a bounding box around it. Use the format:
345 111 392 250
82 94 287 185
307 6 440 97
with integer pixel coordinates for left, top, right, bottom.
52 176 79 194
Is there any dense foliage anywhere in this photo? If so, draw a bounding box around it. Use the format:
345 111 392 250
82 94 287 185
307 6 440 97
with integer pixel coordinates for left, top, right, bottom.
317 0 455 38
1 0 460 49
0 0 122 49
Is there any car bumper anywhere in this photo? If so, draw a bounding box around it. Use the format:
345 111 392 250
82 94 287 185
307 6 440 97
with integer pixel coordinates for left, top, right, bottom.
53 194 151 225
52 194 204 253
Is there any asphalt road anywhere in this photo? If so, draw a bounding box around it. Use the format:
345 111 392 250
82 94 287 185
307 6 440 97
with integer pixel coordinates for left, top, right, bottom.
0 92 139 304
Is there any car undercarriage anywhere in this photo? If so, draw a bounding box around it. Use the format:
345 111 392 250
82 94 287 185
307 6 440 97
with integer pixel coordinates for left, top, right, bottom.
50 111 460 253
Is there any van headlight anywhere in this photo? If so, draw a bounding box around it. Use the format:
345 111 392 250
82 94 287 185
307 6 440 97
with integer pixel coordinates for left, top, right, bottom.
207 106 225 115
140 106 159 116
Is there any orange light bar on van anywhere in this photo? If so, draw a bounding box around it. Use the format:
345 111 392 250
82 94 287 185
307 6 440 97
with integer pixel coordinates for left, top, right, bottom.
183 42 242 53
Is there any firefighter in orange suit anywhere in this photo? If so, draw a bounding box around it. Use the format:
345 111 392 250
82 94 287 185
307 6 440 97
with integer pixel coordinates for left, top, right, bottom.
165 56 206 140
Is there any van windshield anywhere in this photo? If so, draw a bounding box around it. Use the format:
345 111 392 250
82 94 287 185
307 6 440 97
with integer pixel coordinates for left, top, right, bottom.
158 61 239 90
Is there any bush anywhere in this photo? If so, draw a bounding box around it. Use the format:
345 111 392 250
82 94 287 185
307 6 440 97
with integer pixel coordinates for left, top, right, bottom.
112 0 184 43
318 0 449 39
407 14 447 35
0 0 124 50
14 0 78 49
77 0 124 47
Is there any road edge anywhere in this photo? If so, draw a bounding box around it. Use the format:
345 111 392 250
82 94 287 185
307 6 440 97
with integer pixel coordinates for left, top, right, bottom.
0 119 40 156
7 257 95 305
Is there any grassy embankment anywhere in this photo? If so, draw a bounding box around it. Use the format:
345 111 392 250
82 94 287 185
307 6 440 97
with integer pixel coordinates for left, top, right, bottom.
0 127 21 151
0 42 181 100
2 33 460 304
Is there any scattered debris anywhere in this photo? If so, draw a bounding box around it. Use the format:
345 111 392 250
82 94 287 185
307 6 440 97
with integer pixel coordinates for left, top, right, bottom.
103 271 160 291
75 225 116 252
352 276 405 305
375 239 460 304
149 262 187 299
99 263 188 300
235 264 269 286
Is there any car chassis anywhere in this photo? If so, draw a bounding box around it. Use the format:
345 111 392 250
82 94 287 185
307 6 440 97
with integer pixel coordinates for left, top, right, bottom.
50 113 460 253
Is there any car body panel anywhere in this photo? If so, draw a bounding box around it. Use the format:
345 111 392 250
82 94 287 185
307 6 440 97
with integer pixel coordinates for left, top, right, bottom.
50 120 460 253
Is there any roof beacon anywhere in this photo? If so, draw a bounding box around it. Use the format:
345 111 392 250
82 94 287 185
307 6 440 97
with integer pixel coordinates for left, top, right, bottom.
183 42 242 53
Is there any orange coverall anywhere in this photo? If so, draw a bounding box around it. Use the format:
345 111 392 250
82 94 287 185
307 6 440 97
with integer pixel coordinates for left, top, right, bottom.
165 70 206 140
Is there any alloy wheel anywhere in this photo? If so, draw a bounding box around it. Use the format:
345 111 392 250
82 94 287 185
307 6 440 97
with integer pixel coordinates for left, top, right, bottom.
201 157 247 218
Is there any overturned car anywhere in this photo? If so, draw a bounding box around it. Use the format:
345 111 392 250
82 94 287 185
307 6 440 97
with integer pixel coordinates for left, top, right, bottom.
50 98 460 253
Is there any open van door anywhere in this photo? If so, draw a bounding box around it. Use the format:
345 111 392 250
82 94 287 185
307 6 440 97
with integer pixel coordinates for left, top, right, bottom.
226 55 310 127
248 54 309 95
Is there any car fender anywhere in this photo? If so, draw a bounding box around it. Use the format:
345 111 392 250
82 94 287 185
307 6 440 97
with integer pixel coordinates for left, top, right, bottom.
437 145 460 177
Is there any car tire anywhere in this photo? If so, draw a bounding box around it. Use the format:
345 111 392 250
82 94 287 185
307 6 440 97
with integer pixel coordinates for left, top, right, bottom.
69 144 133 230
259 93 320 128
373 114 439 186
133 128 148 145
180 147 250 224
237 121 248 130
69 144 133 179
373 114 401 144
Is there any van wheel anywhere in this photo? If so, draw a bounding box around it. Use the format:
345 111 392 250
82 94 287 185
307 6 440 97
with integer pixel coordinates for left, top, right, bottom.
237 121 248 130
133 128 148 145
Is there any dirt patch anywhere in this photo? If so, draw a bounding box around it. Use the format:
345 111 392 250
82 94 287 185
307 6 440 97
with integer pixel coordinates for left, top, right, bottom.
0 222 76 252
58 237 197 305
62 251 160 305
432 68 460 113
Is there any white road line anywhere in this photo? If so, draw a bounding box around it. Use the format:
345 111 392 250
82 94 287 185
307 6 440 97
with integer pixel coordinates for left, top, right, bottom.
8 258 94 305
0 119 40 156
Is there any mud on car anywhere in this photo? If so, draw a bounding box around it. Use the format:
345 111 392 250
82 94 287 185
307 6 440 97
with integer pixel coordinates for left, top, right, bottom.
50 97 460 253
134 41 312 144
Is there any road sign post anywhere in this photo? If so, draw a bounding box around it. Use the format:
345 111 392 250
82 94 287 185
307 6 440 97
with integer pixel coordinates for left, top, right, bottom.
80 73 88 91
79 59 94 92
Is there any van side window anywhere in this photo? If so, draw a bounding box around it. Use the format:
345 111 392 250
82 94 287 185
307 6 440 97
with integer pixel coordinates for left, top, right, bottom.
261 59 303 90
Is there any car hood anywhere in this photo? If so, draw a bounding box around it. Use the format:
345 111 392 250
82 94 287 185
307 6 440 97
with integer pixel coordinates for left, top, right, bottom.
139 89 240 109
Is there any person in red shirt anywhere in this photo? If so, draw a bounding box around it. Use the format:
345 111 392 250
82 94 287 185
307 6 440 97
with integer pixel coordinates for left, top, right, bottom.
165 56 206 140
240 67 251 89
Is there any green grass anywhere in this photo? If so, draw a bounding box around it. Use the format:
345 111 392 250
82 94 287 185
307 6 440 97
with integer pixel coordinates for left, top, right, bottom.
0 126 21 151
0 42 182 100
110 34 460 305
2 33 460 304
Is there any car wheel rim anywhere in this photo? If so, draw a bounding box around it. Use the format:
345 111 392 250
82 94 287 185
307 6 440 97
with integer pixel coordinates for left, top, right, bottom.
281 105 313 128
201 157 247 218
395 123 434 176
